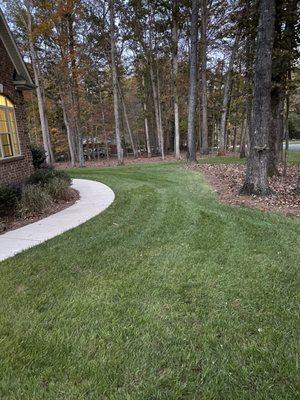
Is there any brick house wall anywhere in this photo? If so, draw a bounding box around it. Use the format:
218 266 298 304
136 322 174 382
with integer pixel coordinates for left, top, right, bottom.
0 37 33 186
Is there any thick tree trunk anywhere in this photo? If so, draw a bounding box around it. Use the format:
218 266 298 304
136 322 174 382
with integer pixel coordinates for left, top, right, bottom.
240 0 275 196
218 31 240 154
110 0 123 165
187 0 199 162
200 0 209 155
172 0 180 159
26 10 54 165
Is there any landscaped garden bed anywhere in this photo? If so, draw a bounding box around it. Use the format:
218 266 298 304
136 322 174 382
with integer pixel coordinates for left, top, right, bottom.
0 169 78 234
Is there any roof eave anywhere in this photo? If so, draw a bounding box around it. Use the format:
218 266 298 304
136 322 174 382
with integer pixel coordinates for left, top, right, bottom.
14 81 36 91
0 8 34 89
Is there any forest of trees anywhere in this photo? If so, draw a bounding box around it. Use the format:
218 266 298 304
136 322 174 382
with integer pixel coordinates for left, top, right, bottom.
1 0 299 195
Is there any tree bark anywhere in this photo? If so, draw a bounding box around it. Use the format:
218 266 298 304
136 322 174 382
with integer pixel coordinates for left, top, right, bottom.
172 0 180 159
218 31 240 155
240 0 275 196
109 0 123 165
200 0 209 155
187 0 199 162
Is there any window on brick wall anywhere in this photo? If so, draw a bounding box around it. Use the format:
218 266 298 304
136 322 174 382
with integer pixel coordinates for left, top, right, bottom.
0 95 21 159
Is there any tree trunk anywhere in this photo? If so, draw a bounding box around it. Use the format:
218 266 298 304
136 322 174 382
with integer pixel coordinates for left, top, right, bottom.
99 89 110 161
156 63 165 158
142 76 151 157
26 9 54 165
187 0 199 162
118 81 138 158
243 1 255 159
67 13 84 167
143 101 151 158
232 126 237 152
239 118 246 158
200 0 209 155
60 92 76 167
172 0 180 159
240 0 275 196
218 31 240 155
282 80 290 177
268 86 283 176
147 8 164 160
109 0 123 165
149 61 164 159
267 0 297 176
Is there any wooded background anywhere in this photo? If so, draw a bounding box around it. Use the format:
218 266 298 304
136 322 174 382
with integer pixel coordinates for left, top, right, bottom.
1 0 299 193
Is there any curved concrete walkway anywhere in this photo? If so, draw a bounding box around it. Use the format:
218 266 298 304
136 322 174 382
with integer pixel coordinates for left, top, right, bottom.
0 179 115 262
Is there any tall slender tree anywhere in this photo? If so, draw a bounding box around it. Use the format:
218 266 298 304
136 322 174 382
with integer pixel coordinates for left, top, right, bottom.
200 0 209 155
218 29 240 155
109 0 123 165
8 0 54 165
172 0 180 159
187 0 199 162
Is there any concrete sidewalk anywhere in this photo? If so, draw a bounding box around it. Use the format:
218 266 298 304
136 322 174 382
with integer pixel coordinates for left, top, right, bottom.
0 179 115 262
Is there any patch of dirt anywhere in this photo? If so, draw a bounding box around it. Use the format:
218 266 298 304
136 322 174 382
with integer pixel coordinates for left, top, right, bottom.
0 188 80 235
186 163 300 218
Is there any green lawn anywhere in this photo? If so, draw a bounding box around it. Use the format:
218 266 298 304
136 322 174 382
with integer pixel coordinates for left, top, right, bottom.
197 150 300 164
287 150 300 164
0 163 299 399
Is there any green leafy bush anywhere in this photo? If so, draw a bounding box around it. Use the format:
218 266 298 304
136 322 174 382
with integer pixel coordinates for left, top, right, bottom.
46 177 73 201
27 169 71 187
30 144 46 169
0 184 19 216
18 184 52 215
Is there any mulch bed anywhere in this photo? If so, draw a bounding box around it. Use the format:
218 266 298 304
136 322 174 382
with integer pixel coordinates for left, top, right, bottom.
0 188 80 235
186 163 300 218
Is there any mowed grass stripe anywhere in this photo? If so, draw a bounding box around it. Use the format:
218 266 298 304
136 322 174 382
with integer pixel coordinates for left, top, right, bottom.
0 163 299 399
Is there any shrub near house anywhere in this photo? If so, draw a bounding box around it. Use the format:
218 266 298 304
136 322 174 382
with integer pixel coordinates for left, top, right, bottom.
0 168 74 233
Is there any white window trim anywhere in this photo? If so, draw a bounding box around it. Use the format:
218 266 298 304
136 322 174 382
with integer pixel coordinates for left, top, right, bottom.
0 98 21 160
